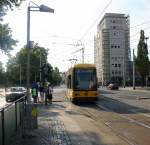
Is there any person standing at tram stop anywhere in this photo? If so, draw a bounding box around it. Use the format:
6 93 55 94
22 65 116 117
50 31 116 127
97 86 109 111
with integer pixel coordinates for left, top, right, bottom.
44 81 49 105
39 82 44 102
47 83 53 104
31 82 38 103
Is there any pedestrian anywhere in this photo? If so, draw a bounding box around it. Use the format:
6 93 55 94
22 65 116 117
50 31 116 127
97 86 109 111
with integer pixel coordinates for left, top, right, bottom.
47 83 53 104
39 82 44 102
31 82 38 103
44 81 49 105
32 87 38 103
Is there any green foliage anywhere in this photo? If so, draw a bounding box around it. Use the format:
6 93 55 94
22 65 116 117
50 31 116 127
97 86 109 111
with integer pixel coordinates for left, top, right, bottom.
51 67 62 86
0 0 25 52
0 61 6 85
0 0 25 10
135 30 149 86
6 44 62 86
6 45 48 85
0 23 17 53
0 0 25 21
6 56 19 85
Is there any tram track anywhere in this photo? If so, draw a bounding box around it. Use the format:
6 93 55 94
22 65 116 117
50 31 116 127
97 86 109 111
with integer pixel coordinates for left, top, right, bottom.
96 102 150 129
69 98 150 145
95 102 150 145
71 103 136 145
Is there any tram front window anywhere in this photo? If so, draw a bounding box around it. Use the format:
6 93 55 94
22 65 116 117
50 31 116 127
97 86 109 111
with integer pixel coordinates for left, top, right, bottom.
74 69 97 90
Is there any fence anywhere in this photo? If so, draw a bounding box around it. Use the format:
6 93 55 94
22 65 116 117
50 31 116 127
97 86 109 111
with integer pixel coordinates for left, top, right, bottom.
0 96 26 145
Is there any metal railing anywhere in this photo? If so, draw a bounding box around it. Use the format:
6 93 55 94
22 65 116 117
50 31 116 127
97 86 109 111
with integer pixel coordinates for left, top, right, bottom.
0 95 27 145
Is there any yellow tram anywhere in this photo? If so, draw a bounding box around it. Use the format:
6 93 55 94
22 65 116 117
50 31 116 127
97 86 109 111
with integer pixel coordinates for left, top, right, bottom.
66 63 98 102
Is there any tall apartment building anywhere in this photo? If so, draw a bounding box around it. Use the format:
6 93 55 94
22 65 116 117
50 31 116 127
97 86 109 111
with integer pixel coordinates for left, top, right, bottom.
94 13 131 85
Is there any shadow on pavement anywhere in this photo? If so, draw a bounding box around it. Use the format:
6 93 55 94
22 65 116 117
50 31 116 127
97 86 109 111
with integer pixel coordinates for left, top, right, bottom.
73 96 150 115
98 96 150 114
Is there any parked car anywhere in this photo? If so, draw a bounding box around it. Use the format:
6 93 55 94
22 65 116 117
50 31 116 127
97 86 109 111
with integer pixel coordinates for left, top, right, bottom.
107 83 119 90
5 87 27 102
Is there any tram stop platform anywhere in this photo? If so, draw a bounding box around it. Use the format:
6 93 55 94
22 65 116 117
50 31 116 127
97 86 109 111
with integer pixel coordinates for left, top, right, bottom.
11 102 92 145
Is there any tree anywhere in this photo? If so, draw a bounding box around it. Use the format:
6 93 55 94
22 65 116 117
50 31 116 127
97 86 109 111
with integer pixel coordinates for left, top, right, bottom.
0 0 25 21
6 45 49 85
0 61 6 85
6 56 19 85
0 23 17 53
6 44 62 86
0 0 25 52
51 67 62 86
135 30 149 86
0 0 25 10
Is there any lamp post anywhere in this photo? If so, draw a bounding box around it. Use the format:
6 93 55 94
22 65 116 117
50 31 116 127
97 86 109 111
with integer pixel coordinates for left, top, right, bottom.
19 64 22 86
26 1 54 101
39 50 42 82
133 49 135 90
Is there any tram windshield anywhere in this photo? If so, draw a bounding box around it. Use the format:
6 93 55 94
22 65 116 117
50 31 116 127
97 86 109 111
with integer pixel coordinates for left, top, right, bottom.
74 69 97 91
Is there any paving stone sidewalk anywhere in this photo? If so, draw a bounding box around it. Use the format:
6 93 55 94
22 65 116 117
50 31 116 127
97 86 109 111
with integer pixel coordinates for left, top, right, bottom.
11 102 93 145
11 104 73 145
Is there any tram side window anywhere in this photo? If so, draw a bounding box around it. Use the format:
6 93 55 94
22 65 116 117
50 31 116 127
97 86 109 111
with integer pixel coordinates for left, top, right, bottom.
67 75 72 89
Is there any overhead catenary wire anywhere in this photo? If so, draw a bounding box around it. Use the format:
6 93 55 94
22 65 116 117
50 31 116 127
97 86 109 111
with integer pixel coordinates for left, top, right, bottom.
32 21 150 47
80 0 112 40
130 20 150 29
131 25 150 38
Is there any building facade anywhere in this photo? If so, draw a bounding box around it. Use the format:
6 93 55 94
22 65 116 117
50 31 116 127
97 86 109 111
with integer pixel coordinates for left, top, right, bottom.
94 13 131 85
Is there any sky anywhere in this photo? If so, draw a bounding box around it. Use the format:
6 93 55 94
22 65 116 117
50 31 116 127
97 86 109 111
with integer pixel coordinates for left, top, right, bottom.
1 0 150 72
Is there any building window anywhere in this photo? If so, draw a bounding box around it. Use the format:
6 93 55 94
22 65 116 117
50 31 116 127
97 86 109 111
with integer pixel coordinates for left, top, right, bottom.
113 20 115 23
111 45 113 48
113 26 116 29
112 71 114 74
115 64 117 67
118 45 120 48
115 45 117 48
118 64 121 67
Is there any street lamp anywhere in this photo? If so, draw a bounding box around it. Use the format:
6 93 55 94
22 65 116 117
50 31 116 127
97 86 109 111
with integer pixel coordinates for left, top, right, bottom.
133 49 135 90
26 1 54 101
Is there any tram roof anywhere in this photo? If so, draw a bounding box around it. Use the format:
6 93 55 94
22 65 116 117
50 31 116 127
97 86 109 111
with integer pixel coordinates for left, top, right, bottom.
67 63 96 74
73 63 96 68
